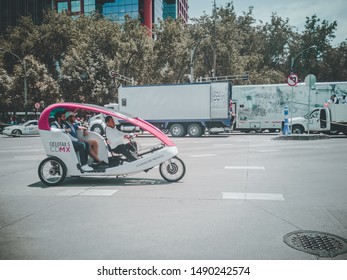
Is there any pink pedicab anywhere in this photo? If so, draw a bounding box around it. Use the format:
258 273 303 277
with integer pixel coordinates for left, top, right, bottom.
38 103 186 186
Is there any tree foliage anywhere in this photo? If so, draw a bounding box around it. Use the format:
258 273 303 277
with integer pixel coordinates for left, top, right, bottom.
0 3 346 115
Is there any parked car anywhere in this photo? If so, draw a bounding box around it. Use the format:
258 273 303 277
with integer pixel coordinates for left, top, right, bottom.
0 122 11 134
2 120 39 137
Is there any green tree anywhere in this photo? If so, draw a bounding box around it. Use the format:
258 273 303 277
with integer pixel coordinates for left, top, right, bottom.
191 3 286 84
24 55 61 108
319 41 347 81
289 15 338 80
0 63 13 118
152 18 191 84
59 15 153 104
118 16 154 85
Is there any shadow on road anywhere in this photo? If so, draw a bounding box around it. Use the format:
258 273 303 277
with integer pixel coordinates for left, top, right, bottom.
28 176 172 189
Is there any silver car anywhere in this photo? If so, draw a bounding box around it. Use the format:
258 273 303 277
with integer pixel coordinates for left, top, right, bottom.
2 120 39 137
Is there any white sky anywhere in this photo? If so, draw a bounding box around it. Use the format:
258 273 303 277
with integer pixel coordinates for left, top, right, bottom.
188 0 347 46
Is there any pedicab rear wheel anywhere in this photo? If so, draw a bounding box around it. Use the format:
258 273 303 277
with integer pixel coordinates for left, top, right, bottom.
38 157 67 186
159 156 186 182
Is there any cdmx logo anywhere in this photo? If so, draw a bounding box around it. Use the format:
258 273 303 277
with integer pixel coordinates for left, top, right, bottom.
49 142 71 152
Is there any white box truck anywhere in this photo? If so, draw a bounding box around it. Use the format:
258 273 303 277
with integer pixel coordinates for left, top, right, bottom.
115 82 232 137
290 104 347 135
231 82 347 132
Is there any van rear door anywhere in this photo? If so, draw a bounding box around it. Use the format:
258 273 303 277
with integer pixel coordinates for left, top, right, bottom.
210 83 229 119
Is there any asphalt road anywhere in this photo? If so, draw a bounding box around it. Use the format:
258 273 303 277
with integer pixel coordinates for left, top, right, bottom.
0 133 346 260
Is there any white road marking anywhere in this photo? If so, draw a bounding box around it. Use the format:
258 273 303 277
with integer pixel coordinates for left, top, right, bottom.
189 154 217 158
0 148 44 153
0 146 41 150
80 189 119 196
213 144 234 147
225 166 265 170
56 189 86 196
222 192 284 201
305 146 332 149
57 189 118 197
257 150 280 153
13 155 45 160
190 141 212 144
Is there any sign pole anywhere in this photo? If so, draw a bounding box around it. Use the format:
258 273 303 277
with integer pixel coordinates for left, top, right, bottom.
290 86 293 133
287 73 298 134
305 74 317 135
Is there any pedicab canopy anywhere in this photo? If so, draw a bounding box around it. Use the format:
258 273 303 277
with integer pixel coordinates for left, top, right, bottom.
38 102 175 147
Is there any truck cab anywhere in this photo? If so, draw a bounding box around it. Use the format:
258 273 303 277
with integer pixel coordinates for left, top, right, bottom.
291 108 331 134
291 104 347 135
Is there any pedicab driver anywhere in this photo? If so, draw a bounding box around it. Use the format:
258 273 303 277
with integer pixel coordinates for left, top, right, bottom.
105 116 138 162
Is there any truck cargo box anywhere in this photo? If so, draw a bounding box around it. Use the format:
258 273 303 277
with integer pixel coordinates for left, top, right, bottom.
119 82 230 120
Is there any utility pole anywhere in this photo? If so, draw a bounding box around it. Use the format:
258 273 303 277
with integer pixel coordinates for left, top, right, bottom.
190 35 209 83
289 45 316 134
212 0 217 77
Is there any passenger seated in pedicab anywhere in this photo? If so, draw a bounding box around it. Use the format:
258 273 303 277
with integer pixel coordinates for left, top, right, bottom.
50 111 70 132
105 115 139 162
50 111 93 172
65 111 108 169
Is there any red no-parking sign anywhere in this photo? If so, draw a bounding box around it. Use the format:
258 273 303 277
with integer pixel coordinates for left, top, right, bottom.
287 73 299 86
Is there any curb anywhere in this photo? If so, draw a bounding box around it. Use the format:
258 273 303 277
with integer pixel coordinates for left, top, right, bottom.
272 134 331 141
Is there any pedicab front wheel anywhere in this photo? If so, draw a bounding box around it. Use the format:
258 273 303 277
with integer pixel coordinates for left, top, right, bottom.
159 156 186 182
38 157 67 186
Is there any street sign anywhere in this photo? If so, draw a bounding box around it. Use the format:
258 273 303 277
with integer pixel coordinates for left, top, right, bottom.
109 70 119 78
305 74 316 88
34 102 40 109
287 73 299 86
108 70 137 85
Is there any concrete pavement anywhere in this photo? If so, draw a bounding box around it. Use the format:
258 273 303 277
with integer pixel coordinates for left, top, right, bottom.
0 133 346 259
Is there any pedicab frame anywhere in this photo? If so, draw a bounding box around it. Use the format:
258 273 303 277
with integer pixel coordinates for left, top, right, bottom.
38 103 186 186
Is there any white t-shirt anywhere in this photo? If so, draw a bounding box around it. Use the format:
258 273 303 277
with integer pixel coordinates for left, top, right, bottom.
105 126 125 149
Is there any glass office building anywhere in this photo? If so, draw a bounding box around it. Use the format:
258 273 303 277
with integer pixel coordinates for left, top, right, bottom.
0 0 54 33
54 0 188 30
163 0 188 22
0 1 188 33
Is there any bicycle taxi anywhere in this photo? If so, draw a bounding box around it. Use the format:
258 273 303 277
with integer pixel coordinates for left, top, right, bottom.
37 103 186 186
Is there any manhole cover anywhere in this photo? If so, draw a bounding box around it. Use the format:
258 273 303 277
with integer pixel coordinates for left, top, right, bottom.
284 230 347 258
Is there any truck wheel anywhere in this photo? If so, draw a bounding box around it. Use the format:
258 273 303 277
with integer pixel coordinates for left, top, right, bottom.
292 125 304 134
38 157 67 186
187 123 203 137
170 124 186 137
90 124 104 135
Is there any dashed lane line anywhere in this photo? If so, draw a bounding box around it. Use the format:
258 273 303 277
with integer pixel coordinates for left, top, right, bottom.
225 166 265 170
222 192 284 201
189 154 217 158
56 189 118 197
13 155 45 160
257 150 280 153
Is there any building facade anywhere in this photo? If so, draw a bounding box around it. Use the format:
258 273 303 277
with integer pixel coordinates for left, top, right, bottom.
0 0 54 33
0 0 188 33
54 0 188 30
163 0 188 23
